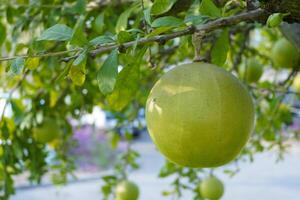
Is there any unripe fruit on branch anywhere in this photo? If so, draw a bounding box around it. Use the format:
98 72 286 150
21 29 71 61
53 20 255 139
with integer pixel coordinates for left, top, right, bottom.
116 180 139 200
239 58 263 83
146 63 255 168
200 176 224 200
267 13 284 28
271 38 300 69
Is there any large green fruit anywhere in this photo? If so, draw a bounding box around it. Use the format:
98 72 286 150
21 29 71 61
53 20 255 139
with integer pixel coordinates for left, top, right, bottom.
146 63 255 168
200 176 224 200
240 58 263 83
33 118 60 143
116 180 139 200
271 38 300 69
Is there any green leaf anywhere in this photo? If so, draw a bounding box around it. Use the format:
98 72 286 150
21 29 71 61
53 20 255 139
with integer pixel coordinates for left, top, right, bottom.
115 8 133 33
92 13 105 34
211 28 230 66
144 8 152 25
73 51 87 66
10 58 25 75
69 65 86 86
89 35 115 46
107 48 146 111
184 15 210 25
117 31 133 43
25 58 39 70
107 64 139 111
151 0 178 16
0 22 6 46
74 0 86 14
199 0 221 18
97 49 119 95
151 16 183 28
70 16 88 46
38 24 73 41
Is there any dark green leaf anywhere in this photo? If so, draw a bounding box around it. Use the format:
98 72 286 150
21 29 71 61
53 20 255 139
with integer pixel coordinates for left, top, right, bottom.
92 13 105 34
97 49 119 95
199 0 221 18
107 48 146 111
37 24 73 41
211 28 230 66
117 31 133 43
144 8 152 25
74 0 86 14
0 22 6 46
89 35 115 46
70 16 88 46
184 15 210 25
151 0 178 15
151 16 183 28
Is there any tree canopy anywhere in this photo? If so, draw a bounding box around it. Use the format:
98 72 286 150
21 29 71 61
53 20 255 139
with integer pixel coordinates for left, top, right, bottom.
0 0 300 199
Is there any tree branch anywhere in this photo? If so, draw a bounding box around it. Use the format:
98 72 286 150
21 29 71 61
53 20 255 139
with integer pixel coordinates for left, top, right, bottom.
0 9 267 63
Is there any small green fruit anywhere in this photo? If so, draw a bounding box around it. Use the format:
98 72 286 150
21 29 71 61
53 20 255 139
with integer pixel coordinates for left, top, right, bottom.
33 118 60 143
240 58 263 83
116 180 139 200
271 38 300 69
267 13 283 28
200 176 224 200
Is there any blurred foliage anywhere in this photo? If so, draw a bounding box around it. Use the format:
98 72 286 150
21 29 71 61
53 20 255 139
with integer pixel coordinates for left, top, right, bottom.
0 0 300 199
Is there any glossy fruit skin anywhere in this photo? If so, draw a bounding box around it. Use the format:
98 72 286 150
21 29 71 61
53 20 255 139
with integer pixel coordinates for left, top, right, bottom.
33 118 60 143
293 74 300 92
116 180 139 200
146 63 255 168
240 58 263 83
200 176 224 200
271 38 300 69
267 13 283 28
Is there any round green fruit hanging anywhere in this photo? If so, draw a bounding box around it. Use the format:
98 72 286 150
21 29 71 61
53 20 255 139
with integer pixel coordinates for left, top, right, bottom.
271 38 300 69
200 176 224 200
240 58 263 83
145 62 255 168
116 180 139 200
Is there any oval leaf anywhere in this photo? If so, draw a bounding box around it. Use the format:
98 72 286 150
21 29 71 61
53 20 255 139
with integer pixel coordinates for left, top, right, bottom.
151 16 183 28
38 24 73 41
97 49 119 95
151 0 178 16
211 28 230 66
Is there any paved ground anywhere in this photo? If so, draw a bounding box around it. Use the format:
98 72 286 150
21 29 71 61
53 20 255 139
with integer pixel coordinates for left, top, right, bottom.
12 134 300 200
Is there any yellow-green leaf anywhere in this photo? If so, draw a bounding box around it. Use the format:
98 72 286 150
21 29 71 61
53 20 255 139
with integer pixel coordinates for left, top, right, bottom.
25 58 40 70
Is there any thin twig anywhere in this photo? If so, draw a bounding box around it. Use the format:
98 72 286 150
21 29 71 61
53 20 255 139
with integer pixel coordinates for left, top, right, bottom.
0 9 267 63
0 48 81 62
249 85 300 95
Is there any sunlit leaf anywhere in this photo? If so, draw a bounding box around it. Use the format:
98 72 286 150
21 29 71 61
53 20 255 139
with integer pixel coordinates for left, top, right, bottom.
70 16 88 46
